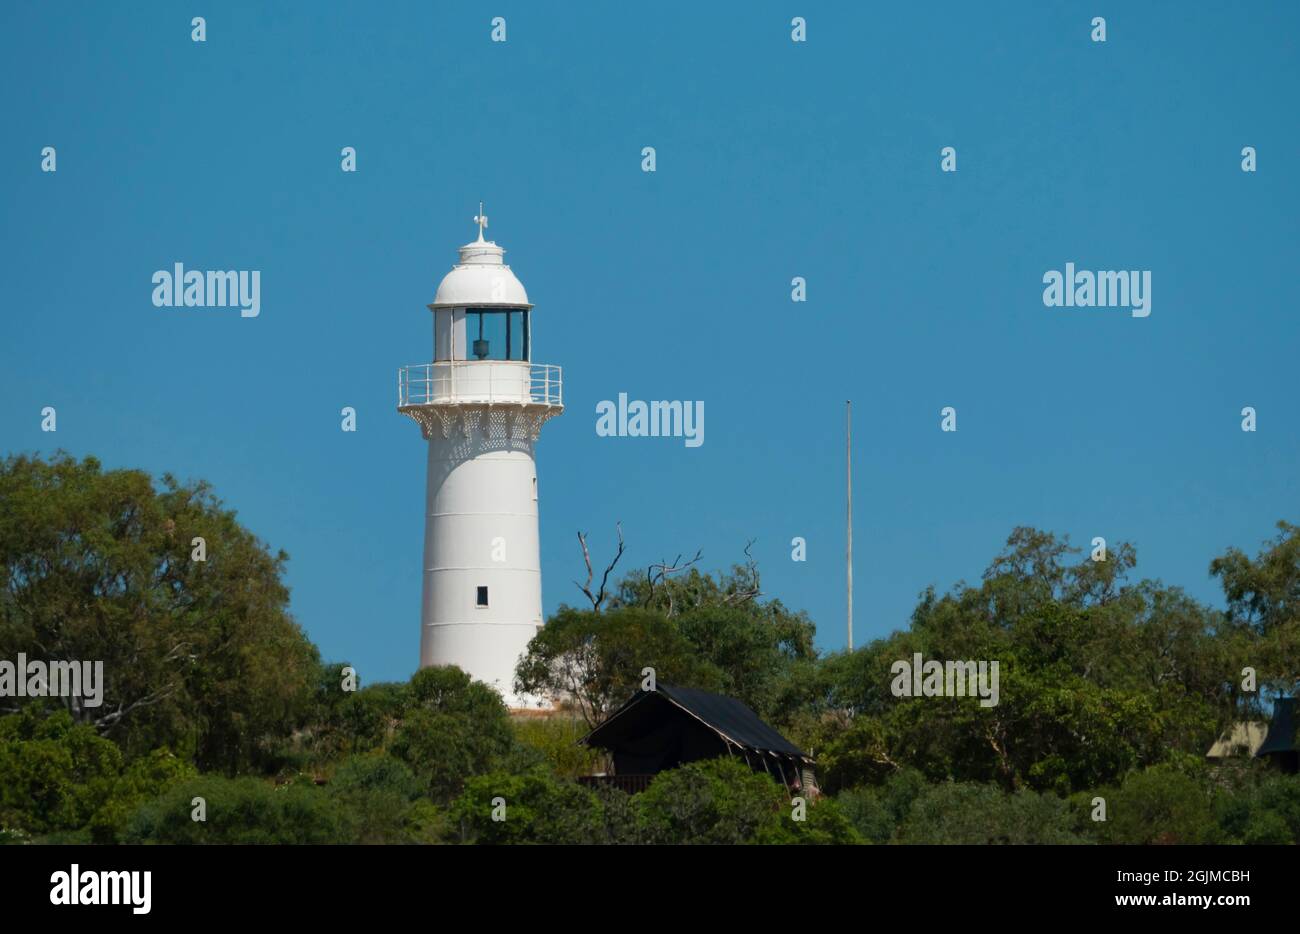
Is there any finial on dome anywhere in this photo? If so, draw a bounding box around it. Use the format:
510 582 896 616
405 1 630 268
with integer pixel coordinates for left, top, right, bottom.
473 202 488 242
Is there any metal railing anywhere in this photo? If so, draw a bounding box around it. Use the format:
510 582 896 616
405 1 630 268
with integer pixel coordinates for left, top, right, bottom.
397 362 563 408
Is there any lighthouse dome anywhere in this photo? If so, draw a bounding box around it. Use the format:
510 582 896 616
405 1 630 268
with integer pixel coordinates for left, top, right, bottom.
431 236 530 308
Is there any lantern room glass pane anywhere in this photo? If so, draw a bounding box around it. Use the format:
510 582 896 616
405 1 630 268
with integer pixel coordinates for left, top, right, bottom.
465 309 528 361
509 310 528 361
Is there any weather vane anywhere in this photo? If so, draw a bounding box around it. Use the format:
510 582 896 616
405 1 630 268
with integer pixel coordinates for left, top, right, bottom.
473 201 488 240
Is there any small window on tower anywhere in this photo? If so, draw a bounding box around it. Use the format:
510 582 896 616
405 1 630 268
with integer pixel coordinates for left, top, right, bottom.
532 476 537 500
476 586 489 608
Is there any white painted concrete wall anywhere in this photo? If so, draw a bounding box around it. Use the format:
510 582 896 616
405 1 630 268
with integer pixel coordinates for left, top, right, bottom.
418 402 543 707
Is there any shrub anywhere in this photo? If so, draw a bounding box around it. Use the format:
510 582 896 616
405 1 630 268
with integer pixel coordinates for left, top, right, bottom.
124 775 348 844
449 767 604 844
636 757 786 844
899 781 1085 844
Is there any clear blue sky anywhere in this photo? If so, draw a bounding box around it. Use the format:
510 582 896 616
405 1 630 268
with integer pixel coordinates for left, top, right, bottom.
2 2 1297 683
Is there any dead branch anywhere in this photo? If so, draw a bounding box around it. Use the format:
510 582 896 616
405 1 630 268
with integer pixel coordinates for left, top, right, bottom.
574 523 625 612
723 538 762 605
92 683 181 732
648 549 703 585
644 548 703 615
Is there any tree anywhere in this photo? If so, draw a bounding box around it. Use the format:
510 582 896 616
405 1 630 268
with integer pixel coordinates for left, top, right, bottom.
573 524 628 612
636 757 787 844
833 769 928 844
614 545 769 619
124 775 348 844
326 754 440 844
1091 763 1220 845
515 606 718 729
1212 768 1300 845
86 746 197 843
816 713 906 792
126 754 450 845
388 666 522 803
520 548 819 727
674 603 817 723
1211 520 1300 689
814 529 1232 794
635 756 858 844
449 766 605 844
296 668 411 767
0 707 121 835
0 453 320 773
897 781 1085 844
630 552 820 725
511 716 600 779
757 795 863 845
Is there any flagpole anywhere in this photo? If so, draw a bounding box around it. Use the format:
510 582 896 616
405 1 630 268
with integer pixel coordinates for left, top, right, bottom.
846 400 853 652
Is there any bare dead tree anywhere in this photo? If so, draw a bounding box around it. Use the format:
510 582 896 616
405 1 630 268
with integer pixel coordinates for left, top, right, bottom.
723 538 762 605
574 522 625 612
643 548 703 616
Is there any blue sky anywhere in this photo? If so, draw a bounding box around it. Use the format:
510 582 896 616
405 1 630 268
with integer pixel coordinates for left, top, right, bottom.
2 2 1297 683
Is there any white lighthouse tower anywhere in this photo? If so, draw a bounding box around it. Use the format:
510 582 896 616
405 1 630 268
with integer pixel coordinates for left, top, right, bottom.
397 207 562 707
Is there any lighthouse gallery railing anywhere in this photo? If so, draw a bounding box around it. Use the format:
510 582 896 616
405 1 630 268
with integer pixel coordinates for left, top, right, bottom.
397 362 563 408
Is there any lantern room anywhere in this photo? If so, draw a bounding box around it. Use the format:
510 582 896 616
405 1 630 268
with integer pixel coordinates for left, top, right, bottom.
428 208 532 364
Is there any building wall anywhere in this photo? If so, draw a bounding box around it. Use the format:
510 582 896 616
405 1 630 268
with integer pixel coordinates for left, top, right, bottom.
419 413 543 707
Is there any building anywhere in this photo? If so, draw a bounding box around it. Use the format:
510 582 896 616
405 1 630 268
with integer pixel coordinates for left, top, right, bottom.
1204 696 1298 774
579 683 817 795
1205 721 1268 761
397 208 562 707
1256 696 1298 773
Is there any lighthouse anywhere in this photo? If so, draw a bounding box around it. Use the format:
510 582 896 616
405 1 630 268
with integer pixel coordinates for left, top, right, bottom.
397 207 562 707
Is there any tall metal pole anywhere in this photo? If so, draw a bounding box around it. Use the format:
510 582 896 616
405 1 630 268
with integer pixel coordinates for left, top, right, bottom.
846 400 853 652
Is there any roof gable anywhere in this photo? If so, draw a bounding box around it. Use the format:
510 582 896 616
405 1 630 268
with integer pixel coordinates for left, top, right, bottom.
582 683 808 760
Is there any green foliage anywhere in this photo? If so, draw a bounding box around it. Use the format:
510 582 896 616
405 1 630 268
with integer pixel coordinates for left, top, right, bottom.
517 563 819 732
511 716 600 779
121 756 449 845
87 748 197 843
2 452 1296 847
834 769 928 844
515 606 720 729
291 666 410 766
816 715 900 792
1211 520 1300 688
1213 769 1300 845
450 766 605 844
447 758 859 845
326 754 441 844
0 453 320 773
757 795 863 845
815 528 1237 797
897 781 1086 844
587 783 644 844
613 558 819 724
0 707 121 834
388 666 520 803
635 757 793 844
1091 764 1220 844
124 775 348 844
674 605 817 723
1245 774 1300 842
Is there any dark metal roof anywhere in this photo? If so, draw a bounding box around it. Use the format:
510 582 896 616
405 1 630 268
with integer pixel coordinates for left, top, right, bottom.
581 683 809 760
1256 697 1298 757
